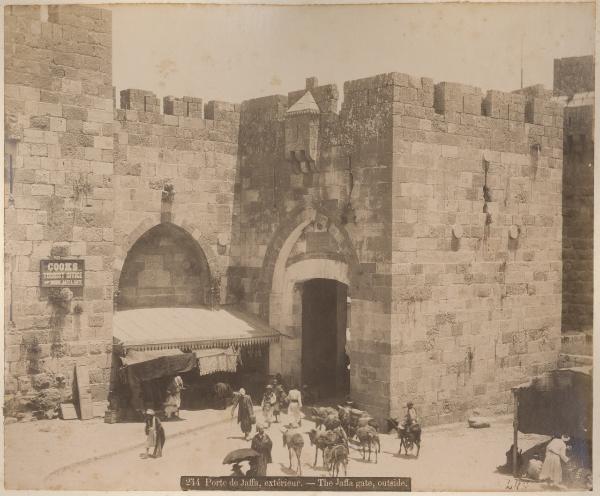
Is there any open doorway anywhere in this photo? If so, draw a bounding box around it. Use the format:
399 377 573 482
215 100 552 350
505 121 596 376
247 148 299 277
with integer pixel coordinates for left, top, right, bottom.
301 278 349 399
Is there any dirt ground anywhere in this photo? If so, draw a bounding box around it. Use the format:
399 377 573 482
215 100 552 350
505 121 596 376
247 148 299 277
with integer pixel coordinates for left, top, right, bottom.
4 408 557 492
3 408 227 489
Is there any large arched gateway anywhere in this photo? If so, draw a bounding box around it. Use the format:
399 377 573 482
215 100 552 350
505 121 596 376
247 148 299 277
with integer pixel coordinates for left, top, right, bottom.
266 208 357 401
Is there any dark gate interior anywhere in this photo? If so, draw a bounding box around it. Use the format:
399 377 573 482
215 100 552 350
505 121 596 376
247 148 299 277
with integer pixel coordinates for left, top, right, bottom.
301 278 349 398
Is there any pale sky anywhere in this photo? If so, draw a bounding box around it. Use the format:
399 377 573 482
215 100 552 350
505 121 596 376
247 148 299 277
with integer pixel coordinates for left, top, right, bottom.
110 2 595 105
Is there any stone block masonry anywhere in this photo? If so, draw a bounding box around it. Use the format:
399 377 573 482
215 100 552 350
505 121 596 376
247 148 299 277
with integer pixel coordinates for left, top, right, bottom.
553 55 594 96
554 56 594 333
112 88 239 304
391 76 563 424
5 5 114 414
4 4 571 425
233 72 563 425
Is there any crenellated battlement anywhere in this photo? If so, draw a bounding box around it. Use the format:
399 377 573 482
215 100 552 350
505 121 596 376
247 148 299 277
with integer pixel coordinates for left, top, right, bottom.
118 88 239 123
204 101 241 123
241 72 561 128
340 71 561 125
164 96 203 118
120 89 160 113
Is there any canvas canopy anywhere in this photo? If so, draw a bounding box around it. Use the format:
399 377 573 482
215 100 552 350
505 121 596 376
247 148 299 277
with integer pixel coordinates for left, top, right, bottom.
120 349 197 382
194 347 239 376
113 306 280 352
513 367 592 441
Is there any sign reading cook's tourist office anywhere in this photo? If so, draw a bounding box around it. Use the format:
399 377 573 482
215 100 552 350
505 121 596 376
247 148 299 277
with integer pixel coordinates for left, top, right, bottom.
39 260 85 288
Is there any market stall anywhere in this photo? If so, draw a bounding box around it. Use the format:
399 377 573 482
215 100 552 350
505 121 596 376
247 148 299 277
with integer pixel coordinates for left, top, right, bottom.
510 366 592 486
111 306 280 416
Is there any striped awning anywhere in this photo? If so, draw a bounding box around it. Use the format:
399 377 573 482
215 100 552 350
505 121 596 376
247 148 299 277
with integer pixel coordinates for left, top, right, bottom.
113 306 280 352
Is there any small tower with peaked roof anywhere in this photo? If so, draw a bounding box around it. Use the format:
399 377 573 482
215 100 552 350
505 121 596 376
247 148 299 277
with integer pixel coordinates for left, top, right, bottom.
285 78 322 173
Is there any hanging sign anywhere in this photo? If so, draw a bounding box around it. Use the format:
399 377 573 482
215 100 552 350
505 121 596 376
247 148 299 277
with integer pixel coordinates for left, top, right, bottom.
40 259 85 288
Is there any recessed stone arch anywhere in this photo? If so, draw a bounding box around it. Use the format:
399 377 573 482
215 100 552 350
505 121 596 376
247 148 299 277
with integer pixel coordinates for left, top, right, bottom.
114 220 221 309
114 219 221 287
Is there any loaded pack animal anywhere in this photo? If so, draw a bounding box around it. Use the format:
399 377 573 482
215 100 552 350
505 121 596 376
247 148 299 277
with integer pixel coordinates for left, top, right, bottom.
213 382 232 409
387 417 422 457
322 414 342 431
337 406 379 439
308 428 332 468
310 407 338 430
338 406 352 436
326 444 349 477
281 426 304 475
355 425 381 463
357 414 379 431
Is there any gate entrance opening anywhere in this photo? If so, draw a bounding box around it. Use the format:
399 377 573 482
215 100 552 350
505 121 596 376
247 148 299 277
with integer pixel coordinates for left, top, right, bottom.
301 279 349 399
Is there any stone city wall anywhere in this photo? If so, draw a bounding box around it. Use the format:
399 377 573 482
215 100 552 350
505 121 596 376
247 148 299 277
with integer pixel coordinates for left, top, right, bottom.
232 73 564 424
113 89 239 307
553 55 594 96
554 56 594 333
4 4 570 425
4 5 114 415
390 77 563 424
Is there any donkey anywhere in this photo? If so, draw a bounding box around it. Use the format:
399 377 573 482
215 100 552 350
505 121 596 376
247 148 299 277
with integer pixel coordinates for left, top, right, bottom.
355 425 381 462
327 444 349 477
308 428 332 468
282 427 304 475
387 417 421 457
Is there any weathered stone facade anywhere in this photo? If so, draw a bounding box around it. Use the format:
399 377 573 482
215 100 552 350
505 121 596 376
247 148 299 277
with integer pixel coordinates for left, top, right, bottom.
231 75 564 424
4 5 239 416
554 56 594 333
5 5 114 416
112 90 239 303
390 79 564 424
5 5 570 424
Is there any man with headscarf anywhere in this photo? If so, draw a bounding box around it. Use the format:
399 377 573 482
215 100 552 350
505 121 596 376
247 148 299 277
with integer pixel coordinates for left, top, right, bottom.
261 384 277 426
144 409 165 458
231 388 255 440
250 424 273 476
164 375 184 419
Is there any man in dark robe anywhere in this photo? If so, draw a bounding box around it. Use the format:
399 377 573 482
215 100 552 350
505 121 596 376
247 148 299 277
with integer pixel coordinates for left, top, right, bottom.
144 409 166 458
272 379 287 422
275 373 288 391
231 387 254 440
250 424 273 476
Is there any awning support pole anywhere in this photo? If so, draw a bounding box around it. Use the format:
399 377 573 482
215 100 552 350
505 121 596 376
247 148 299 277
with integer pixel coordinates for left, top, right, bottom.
512 389 519 478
